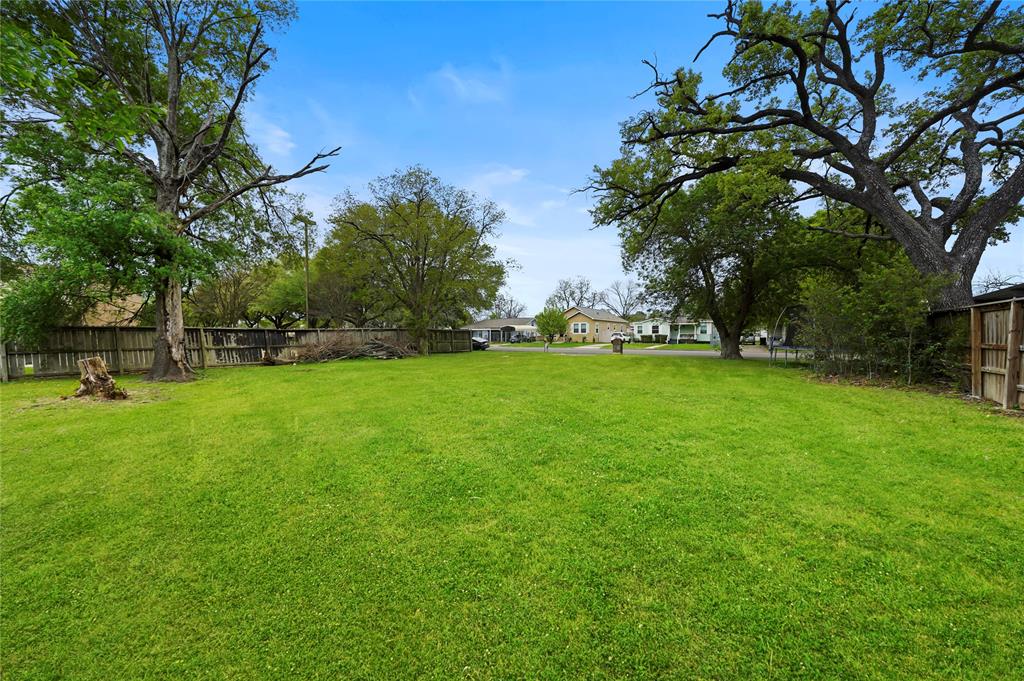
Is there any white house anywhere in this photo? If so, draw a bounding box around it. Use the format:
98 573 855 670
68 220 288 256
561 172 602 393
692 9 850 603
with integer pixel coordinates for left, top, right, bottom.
632 316 719 344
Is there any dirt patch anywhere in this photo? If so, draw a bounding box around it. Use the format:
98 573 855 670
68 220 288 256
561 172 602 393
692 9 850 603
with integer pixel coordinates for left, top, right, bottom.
13 386 169 413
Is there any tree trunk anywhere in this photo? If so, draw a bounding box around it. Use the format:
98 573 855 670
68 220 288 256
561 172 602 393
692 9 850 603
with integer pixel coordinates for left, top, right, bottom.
934 273 975 310
72 356 128 399
866 194 978 310
147 276 194 381
719 333 743 360
897 240 976 310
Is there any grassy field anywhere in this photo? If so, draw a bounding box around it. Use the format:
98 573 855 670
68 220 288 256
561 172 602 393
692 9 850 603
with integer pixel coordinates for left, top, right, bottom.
2 352 1022 679
495 341 596 347
652 343 717 351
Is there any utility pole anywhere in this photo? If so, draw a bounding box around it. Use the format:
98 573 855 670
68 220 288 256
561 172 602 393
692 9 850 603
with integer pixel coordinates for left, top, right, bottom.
303 214 311 328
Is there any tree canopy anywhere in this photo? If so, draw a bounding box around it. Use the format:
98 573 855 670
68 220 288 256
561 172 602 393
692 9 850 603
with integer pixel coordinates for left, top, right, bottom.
327 167 508 351
590 0 1024 308
1 0 336 379
545 276 604 311
595 166 813 359
534 308 568 343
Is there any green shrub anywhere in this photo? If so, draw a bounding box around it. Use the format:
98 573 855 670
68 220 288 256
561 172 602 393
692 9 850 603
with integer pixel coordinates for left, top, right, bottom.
800 257 945 384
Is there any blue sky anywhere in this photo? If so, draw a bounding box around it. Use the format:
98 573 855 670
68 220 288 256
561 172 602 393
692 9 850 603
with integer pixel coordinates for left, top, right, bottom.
250 1 1021 313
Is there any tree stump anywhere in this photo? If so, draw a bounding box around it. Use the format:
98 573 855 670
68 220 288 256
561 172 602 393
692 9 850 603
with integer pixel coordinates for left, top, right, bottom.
73 356 128 399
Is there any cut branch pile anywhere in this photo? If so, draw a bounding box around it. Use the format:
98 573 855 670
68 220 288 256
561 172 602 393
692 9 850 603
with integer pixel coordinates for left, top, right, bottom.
262 337 417 365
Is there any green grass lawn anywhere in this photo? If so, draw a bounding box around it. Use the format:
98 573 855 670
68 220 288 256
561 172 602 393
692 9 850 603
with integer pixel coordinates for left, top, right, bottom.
3 353 1022 679
496 340 595 347
651 342 716 351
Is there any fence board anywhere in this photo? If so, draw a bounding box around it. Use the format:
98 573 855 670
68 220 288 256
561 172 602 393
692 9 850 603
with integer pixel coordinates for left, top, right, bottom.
2 326 471 380
971 300 1023 408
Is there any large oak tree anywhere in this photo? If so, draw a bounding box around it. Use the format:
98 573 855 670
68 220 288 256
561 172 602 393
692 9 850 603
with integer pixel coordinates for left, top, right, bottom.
592 0 1024 308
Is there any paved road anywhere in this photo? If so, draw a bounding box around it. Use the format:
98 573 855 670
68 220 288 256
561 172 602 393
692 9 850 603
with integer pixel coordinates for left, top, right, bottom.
490 344 772 360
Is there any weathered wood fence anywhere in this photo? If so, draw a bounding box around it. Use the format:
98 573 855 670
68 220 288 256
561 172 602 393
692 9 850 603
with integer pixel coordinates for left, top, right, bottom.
970 298 1023 409
0 326 472 381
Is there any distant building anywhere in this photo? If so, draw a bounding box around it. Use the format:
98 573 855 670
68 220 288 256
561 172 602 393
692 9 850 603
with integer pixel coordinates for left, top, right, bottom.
632 316 718 344
462 317 537 342
81 294 146 326
563 307 628 342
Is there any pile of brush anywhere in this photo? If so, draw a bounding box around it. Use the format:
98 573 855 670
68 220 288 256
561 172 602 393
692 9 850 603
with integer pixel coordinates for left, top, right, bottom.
263 337 417 365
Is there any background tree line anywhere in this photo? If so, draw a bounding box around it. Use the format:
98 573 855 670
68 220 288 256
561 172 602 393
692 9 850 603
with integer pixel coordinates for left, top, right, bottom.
1 1 506 371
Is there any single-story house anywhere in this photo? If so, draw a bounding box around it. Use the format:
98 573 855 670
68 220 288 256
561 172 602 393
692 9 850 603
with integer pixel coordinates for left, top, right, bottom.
632 316 719 344
462 317 538 342
564 307 629 343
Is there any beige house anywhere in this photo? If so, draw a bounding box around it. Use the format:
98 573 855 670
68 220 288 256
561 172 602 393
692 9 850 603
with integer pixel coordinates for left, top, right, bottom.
563 307 628 342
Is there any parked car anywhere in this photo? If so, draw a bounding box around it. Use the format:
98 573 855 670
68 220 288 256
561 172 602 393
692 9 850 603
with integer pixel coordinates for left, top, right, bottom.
610 331 631 343
508 333 530 343
471 336 490 351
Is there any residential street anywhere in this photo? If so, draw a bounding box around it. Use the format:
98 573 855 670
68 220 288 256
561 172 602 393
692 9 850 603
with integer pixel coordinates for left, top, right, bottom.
489 344 772 360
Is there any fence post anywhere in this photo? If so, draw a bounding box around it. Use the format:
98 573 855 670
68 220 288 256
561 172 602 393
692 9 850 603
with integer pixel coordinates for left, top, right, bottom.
264 328 271 358
970 306 982 398
316 328 322 344
198 327 208 369
1003 300 1022 409
0 339 7 383
113 326 125 374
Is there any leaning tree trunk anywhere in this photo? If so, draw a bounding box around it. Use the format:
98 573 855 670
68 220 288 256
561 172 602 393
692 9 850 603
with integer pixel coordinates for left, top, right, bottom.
73 356 128 399
147 276 194 381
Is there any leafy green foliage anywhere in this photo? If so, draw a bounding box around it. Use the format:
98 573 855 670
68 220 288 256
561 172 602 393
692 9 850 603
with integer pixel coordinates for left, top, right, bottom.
0 1 318 366
0 147 208 343
800 254 946 383
309 226 398 328
595 165 811 358
592 0 1024 306
249 256 307 329
534 308 568 342
327 167 507 349
184 261 272 328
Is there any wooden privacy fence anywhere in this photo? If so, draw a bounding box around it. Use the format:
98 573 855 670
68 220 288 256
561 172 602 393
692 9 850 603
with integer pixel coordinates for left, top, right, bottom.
0 326 472 381
970 298 1023 409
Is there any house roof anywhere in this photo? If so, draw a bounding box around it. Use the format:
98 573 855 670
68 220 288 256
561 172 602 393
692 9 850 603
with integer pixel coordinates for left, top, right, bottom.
565 307 627 323
462 317 536 329
973 283 1024 305
635 316 705 325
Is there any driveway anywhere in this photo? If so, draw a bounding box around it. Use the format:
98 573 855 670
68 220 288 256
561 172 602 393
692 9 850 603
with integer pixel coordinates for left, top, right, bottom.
490 345 772 360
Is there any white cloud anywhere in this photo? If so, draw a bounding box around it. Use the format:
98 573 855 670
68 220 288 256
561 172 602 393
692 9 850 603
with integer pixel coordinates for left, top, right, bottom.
467 164 529 195
247 110 295 158
409 59 512 108
306 98 358 148
433 62 507 103
497 201 536 228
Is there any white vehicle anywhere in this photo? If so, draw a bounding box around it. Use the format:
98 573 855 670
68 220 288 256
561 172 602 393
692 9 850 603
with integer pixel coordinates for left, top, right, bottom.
610 331 631 343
